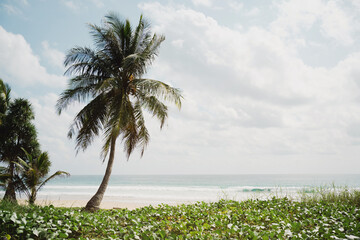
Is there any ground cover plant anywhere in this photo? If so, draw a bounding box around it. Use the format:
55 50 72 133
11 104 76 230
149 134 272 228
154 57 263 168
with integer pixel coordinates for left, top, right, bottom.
1 191 360 240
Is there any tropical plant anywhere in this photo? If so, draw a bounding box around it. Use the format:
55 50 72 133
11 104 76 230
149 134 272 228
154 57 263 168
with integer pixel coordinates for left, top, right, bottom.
15 149 69 204
56 13 182 211
0 78 11 125
0 80 41 202
0 166 9 188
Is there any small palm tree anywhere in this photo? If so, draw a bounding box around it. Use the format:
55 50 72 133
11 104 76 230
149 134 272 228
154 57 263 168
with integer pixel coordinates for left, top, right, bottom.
16 149 70 204
56 13 182 211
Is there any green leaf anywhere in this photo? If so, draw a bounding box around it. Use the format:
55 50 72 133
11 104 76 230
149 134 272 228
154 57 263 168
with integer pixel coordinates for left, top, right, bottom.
58 232 69 238
32 229 39 236
10 213 17 223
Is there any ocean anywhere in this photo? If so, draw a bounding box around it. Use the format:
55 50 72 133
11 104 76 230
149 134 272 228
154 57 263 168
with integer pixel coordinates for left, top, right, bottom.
8 174 359 204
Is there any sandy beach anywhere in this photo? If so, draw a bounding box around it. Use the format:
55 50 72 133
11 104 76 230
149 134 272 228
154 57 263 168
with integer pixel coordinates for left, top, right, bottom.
18 199 153 210
15 195 195 210
13 191 284 210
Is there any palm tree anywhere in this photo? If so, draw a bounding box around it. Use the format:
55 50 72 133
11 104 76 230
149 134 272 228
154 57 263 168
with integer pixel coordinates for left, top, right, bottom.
16 149 70 204
0 78 11 125
0 97 41 202
56 13 182 211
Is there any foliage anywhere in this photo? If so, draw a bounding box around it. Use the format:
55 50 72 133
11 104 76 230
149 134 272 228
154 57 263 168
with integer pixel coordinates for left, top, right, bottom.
0 78 11 125
299 185 360 208
0 166 10 188
15 149 70 204
56 12 182 160
56 12 182 210
0 95 41 201
1 194 360 239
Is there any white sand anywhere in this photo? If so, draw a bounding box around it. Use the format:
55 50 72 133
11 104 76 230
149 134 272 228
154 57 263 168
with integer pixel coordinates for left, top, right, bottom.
8 190 297 210
18 199 152 210
16 196 195 210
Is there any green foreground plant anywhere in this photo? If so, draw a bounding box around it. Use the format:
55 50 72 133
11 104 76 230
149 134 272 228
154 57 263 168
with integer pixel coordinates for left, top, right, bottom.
1 191 359 239
15 149 70 204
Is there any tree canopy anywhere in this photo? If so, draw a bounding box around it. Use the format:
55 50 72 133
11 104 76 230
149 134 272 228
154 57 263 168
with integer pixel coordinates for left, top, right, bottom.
57 13 182 211
0 79 41 202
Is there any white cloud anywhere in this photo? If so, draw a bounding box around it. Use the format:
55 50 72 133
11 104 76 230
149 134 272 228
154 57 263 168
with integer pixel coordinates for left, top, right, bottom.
136 2 360 173
0 26 66 87
2 1 358 174
41 41 65 69
171 39 184 48
246 7 260 16
191 0 212 7
271 0 356 45
320 1 354 45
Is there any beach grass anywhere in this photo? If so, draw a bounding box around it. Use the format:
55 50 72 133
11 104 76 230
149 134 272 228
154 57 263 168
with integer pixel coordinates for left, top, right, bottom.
1 190 360 239
299 185 360 207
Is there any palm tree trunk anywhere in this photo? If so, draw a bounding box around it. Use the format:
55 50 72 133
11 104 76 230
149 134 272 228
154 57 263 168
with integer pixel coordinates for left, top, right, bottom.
29 188 37 205
84 137 116 212
3 161 17 203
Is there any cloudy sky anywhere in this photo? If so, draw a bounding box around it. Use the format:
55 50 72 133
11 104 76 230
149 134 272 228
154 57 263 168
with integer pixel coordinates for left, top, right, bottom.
1 0 360 175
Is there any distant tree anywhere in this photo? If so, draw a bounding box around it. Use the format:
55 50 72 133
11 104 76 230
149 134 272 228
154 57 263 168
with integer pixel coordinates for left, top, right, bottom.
57 13 182 211
0 78 11 125
0 81 41 202
15 149 69 204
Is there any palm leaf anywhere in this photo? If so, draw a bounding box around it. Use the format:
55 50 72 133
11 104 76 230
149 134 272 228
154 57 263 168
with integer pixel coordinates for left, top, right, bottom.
58 13 182 169
37 171 70 192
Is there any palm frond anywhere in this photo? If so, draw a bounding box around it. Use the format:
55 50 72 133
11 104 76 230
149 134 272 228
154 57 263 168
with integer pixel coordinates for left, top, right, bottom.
137 92 168 128
133 78 182 108
58 13 182 164
37 171 70 192
134 100 150 156
56 84 95 114
69 93 109 152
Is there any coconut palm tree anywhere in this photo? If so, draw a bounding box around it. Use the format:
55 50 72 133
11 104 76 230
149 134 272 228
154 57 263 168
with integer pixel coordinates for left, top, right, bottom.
16 149 70 204
56 13 182 211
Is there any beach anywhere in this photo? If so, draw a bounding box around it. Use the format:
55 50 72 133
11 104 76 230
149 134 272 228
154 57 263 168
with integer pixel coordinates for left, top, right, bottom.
17 198 153 210
4 174 360 210
15 193 197 210
2 174 360 239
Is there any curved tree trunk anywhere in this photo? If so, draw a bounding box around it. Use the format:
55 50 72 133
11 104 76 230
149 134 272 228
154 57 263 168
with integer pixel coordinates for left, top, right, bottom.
3 161 17 203
84 137 116 212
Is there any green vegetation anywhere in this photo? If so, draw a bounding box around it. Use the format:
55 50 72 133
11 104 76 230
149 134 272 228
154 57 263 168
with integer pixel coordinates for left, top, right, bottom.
15 149 69 204
1 191 360 239
299 185 360 207
57 13 182 211
0 79 41 202
0 79 67 204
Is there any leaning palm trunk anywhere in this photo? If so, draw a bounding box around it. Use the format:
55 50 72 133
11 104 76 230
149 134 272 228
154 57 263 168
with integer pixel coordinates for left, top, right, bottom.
85 137 116 211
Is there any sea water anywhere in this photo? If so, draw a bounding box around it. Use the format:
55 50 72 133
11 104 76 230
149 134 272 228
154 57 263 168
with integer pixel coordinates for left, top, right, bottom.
8 174 358 204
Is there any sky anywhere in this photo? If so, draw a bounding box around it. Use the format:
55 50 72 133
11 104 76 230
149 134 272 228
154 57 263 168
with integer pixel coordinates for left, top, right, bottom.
1 0 360 175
